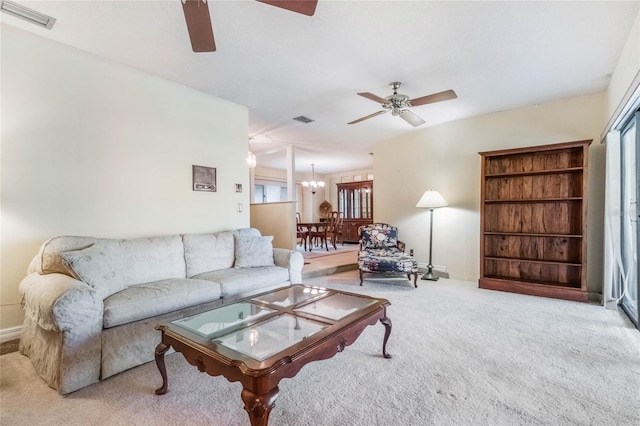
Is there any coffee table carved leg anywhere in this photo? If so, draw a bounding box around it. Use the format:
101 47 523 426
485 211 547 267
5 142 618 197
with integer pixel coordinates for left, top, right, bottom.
154 342 171 395
380 316 392 359
241 386 279 426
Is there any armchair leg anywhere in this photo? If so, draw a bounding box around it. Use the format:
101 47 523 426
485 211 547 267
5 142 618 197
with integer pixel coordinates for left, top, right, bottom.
407 274 418 288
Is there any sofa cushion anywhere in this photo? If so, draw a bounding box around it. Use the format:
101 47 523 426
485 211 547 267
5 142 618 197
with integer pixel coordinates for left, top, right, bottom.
183 232 235 277
37 236 98 277
103 278 222 328
60 244 126 299
60 236 186 300
233 228 262 238
100 297 227 380
234 235 275 268
193 266 289 298
358 247 419 274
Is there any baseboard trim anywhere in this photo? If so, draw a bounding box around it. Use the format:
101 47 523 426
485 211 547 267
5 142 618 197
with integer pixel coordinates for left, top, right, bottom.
0 326 22 343
588 292 603 304
417 263 450 279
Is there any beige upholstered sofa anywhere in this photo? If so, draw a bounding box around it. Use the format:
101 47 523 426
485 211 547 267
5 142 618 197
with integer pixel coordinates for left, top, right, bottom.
18 228 303 394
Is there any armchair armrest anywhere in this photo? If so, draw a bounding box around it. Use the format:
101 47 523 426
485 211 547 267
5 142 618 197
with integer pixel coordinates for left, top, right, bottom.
273 248 304 284
19 272 103 332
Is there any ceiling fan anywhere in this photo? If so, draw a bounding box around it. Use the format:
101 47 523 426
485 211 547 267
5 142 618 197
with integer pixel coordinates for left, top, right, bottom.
181 0 318 52
348 82 457 127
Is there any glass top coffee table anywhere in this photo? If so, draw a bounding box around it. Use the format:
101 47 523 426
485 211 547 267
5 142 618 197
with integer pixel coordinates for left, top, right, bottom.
154 284 392 426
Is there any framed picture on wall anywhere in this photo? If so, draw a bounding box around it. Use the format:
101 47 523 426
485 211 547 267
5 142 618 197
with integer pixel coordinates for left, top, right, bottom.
192 165 216 192
235 183 242 193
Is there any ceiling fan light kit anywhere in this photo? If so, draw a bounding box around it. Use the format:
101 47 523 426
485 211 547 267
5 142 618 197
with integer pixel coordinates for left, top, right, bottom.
349 82 457 127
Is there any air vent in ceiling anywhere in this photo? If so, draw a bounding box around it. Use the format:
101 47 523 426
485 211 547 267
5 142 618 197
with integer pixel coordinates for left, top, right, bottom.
293 115 314 124
1 0 56 29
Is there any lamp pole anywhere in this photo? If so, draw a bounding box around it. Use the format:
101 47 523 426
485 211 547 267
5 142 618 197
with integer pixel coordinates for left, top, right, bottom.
423 207 438 280
415 190 448 281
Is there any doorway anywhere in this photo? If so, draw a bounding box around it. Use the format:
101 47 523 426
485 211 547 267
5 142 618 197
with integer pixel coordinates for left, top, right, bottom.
620 111 639 329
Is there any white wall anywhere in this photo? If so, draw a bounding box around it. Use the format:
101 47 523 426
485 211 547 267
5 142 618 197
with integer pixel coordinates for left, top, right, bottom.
250 201 297 250
1 25 250 330
606 10 640 123
374 93 606 293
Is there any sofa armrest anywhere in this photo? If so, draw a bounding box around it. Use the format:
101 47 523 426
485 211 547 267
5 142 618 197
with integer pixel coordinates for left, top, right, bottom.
273 248 304 284
19 272 103 332
27 254 40 274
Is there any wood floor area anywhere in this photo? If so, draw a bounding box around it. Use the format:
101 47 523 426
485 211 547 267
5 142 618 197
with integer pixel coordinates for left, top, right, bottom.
300 248 358 279
0 339 19 355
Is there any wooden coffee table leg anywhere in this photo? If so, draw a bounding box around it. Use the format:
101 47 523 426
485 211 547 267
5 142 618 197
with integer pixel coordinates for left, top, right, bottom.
154 342 171 395
241 386 279 426
380 316 392 359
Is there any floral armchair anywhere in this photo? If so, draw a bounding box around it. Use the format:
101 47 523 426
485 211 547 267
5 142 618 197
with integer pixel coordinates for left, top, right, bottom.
358 223 418 287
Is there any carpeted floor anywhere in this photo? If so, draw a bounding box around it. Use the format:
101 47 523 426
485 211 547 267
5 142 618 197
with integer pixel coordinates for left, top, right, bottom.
1 271 639 426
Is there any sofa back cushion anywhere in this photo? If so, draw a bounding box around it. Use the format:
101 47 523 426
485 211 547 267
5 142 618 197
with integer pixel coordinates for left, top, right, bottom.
182 232 235 278
59 235 186 299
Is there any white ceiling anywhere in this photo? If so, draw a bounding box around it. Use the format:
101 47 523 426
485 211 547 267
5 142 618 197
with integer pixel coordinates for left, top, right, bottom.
2 1 638 174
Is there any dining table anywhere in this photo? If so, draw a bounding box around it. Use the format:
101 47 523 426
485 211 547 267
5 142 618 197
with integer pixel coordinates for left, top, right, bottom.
297 222 333 251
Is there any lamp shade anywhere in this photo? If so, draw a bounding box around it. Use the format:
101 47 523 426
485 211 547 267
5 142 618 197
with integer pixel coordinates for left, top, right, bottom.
416 190 448 208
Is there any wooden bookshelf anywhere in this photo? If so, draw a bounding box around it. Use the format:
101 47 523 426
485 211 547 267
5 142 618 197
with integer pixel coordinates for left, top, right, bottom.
478 140 591 302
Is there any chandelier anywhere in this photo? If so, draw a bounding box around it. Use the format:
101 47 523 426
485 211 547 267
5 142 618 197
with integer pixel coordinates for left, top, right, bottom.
246 151 256 168
301 163 325 195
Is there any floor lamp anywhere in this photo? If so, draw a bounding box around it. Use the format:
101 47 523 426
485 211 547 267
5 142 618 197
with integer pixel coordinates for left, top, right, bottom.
416 190 448 281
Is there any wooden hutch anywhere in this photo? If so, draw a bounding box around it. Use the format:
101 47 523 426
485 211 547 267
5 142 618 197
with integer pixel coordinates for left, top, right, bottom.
478 140 591 302
337 180 373 243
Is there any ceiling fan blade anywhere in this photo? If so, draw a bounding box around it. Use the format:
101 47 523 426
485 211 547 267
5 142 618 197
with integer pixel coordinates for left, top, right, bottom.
409 89 457 107
399 110 426 127
357 92 389 105
348 110 388 125
256 0 318 16
181 0 216 52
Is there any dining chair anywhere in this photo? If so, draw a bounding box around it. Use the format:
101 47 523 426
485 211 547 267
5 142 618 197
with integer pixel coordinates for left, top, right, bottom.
308 222 329 251
326 211 340 250
296 212 308 251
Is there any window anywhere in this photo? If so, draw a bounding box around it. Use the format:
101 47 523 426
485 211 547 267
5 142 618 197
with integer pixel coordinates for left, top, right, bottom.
253 181 288 203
